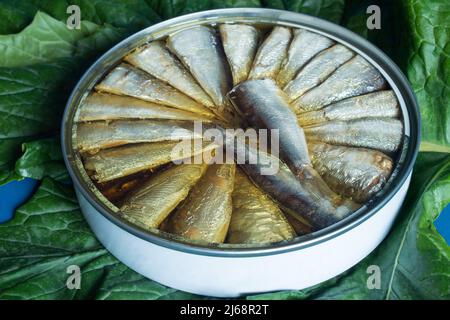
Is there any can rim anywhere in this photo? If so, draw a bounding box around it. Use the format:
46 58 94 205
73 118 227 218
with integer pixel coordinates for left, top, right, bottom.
61 8 421 258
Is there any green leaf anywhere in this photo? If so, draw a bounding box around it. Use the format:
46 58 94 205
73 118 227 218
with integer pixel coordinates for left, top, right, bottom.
0 163 23 186
0 11 128 185
15 138 68 182
149 0 345 24
74 23 128 57
248 153 450 300
148 0 262 20
0 60 76 185
400 0 450 152
0 1 37 34
0 178 199 300
262 0 345 23
341 0 369 38
0 0 162 35
33 0 161 33
0 179 100 261
0 250 117 299
94 262 199 300
0 11 102 67
0 11 131 68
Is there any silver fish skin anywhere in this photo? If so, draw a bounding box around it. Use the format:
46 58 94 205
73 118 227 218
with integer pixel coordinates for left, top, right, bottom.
228 169 296 244
77 93 213 122
229 79 310 168
227 79 357 227
219 24 260 86
96 63 214 118
76 119 204 154
228 80 358 216
83 140 217 183
304 118 404 154
124 41 215 109
119 163 208 229
167 25 233 113
165 163 236 243
292 55 387 113
277 28 335 87
309 142 394 203
248 26 292 80
298 90 400 126
284 44 354 100
229 79 359 218
225 138 359 230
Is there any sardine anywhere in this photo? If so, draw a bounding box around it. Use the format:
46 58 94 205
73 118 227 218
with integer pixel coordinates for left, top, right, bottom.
309 142 394 203
83 139 217 183
284 44 354 100
97 171 153 204
219 24 260 85
283 211 313 236
223 133 359 230
95 63 214 118
77 92 213 122
248 26 292 80
76 120 205 153
298 91 400 126
277 28 334 87
229 79 310 167
228 170 295 244
120 163 208 229
165 163 235 243
228 80 359 221
124 41 215 109
292 55 387 113
167 26 233 114
304 118 404 154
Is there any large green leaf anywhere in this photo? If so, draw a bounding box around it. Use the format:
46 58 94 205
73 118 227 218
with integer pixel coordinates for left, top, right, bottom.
262 0 345 23
149 0 345 23
34 0 161 32
0 0 161 35
0 11 115 67
400 0 450 152
0 1 37 34
15 138 68 182
0 178 199 300
0 60 76 185
149 0 263 20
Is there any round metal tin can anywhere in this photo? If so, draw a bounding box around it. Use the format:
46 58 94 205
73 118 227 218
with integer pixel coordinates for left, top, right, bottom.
61 8 420 297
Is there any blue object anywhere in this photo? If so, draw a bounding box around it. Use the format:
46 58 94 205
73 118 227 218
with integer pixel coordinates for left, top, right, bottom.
0 178 39 223
435 203 450 245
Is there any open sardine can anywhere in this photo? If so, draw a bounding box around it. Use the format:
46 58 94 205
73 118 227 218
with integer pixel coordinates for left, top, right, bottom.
62 8 420 297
